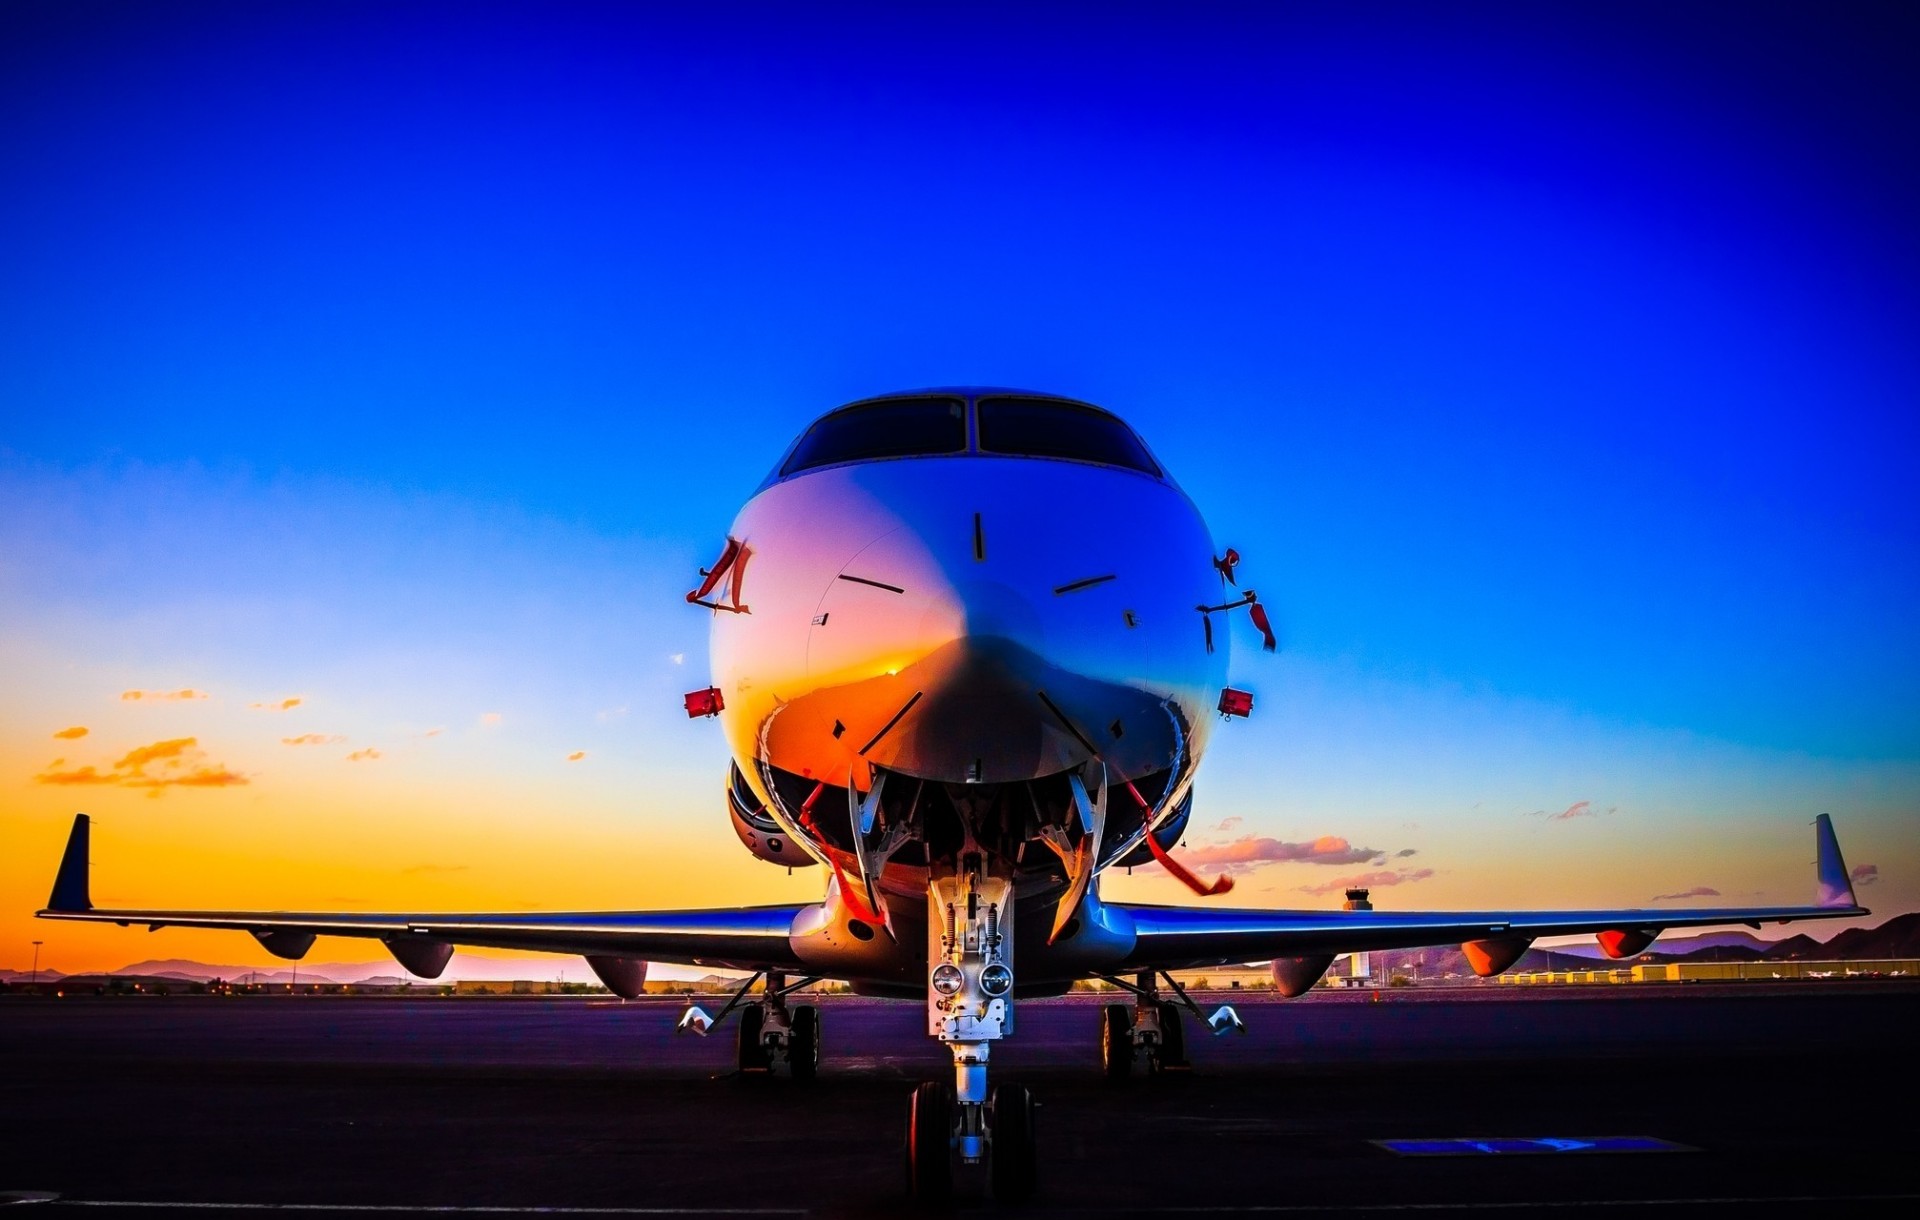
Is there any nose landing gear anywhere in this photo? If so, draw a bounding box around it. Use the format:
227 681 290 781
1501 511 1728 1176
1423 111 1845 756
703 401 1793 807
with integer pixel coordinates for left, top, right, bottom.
908 864 1037 1202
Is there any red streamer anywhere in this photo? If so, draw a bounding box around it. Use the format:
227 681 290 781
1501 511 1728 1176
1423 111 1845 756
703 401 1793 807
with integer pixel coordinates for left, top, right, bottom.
1125 781 1233 896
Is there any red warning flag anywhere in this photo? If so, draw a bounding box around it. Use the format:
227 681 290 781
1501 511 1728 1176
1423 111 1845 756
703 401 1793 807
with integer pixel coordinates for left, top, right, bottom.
1247 597 1277 652
686 538 740 602
1213 548 1241 585
686 538 750 613
1125 781 1234 897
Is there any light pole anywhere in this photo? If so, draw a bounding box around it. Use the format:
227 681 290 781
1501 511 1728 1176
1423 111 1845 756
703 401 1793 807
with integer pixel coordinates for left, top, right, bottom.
30 940 43 990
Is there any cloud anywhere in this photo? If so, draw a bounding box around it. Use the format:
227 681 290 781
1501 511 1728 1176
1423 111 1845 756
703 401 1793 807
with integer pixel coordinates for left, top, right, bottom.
53 726 88 740
282 733 344 746
596 706 629 723
115 737 197 770
34 735 248 797
1299 867 1436 897
1851 863 1879 887
421 727 445 738
1211 816 1244 833
1394 848 1419 858
480 712 502 726
566 751 587 762
1529 799 1610 822
121 689 208 702
1180 834 1388 871
346 748 382 762
250 697 303 712
669 653 685 665
1651 886 1721 901
35 765 108 786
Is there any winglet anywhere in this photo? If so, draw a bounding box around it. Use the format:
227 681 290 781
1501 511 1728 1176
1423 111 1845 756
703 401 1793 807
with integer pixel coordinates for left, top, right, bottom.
1813 813 1857 909
47 813 93 912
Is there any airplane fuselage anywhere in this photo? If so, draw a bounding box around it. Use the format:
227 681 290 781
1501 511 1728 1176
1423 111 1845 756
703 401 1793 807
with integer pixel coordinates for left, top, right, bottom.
702 389 1238 990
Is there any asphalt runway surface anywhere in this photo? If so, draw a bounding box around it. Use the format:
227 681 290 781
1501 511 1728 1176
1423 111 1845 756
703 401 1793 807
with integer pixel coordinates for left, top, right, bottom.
2 984 1915 1218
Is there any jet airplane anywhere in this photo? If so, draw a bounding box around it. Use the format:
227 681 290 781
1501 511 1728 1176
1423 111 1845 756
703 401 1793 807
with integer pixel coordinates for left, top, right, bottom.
39 389 1868 1200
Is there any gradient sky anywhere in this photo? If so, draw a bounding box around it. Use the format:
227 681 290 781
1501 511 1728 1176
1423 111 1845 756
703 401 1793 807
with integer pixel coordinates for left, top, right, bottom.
4 1 1915 976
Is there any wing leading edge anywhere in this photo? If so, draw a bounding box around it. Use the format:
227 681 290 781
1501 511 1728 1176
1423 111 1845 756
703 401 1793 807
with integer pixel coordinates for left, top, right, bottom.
36 814 810 989
1112 814 1869 976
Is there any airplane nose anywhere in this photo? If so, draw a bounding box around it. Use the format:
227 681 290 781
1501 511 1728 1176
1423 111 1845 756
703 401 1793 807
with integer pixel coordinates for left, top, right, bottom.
747 458 1221 788
947 577 1045 652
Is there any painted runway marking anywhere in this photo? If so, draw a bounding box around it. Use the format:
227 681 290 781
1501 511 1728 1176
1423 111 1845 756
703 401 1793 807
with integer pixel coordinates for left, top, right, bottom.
47 1206 800 1217
1131 1199 1920 1213
1373 1136 1694 1156
29 1196 1920 1216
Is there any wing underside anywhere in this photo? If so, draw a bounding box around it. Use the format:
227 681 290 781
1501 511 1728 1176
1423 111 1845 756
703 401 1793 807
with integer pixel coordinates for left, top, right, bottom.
1112 814 1868 975
37 814 810 989
36 812 1871 991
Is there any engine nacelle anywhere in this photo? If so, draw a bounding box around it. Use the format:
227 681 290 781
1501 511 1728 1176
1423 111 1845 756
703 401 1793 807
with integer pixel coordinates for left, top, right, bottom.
1270 954 1335 997
1597 927 1658 959
727 762 818 868
1462 936 1533 977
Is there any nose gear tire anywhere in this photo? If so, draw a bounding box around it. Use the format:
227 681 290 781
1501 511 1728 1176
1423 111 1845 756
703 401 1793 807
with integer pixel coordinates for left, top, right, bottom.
907 1079 954 1200
988 1081 1037 1201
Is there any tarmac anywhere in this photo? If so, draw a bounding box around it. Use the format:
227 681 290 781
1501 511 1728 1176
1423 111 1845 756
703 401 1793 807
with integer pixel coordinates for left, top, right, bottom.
2 982 1915 1218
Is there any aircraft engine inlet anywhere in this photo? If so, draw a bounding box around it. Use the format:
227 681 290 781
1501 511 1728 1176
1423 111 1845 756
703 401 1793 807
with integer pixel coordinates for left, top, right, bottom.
726 762 818 868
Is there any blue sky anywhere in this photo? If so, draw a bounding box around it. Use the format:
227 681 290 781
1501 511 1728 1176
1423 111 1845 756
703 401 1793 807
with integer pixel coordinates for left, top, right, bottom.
3 2 1915 969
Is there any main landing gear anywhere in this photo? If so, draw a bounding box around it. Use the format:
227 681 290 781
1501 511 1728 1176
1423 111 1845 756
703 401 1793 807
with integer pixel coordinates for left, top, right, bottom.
677 971 820 1080
736 972 819 1080
908 862 1038 1202
1098 971 1197 1079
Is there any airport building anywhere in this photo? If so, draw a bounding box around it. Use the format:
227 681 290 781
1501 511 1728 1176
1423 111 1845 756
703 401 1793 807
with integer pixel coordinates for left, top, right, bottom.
1500 959 1918 984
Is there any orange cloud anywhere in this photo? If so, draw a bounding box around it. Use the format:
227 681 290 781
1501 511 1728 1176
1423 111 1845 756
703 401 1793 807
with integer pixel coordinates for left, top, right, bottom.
1180 834 1385 870
421 727 445 738
480 712 503 726
121 689 208 702
250 697 304 711
114 737 197 771
34 736 248 798
566 751 587 762
53 726 89 740
347 748 382 762
282 733 344 746
36 764 110 786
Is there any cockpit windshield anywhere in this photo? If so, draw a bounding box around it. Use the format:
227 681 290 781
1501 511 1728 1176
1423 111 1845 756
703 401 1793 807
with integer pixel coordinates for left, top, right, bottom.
975 396 1160 476
779 397 969 476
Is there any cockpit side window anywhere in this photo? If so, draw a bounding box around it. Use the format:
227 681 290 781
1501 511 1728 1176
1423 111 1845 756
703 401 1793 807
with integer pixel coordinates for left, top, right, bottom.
779 397 969 476
974 397 1161 476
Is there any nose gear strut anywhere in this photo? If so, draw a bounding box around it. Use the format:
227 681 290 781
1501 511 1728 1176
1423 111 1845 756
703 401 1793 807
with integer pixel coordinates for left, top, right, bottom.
909 856 1037 1201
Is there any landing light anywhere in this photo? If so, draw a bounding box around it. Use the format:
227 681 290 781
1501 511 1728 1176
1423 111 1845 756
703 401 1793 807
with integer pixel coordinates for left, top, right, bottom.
931 963 965 995
979 963 1013 997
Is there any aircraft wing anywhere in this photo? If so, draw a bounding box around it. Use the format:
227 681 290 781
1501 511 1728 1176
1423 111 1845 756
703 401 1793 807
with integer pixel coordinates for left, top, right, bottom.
1111 814 1870 976
35 814 809 990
